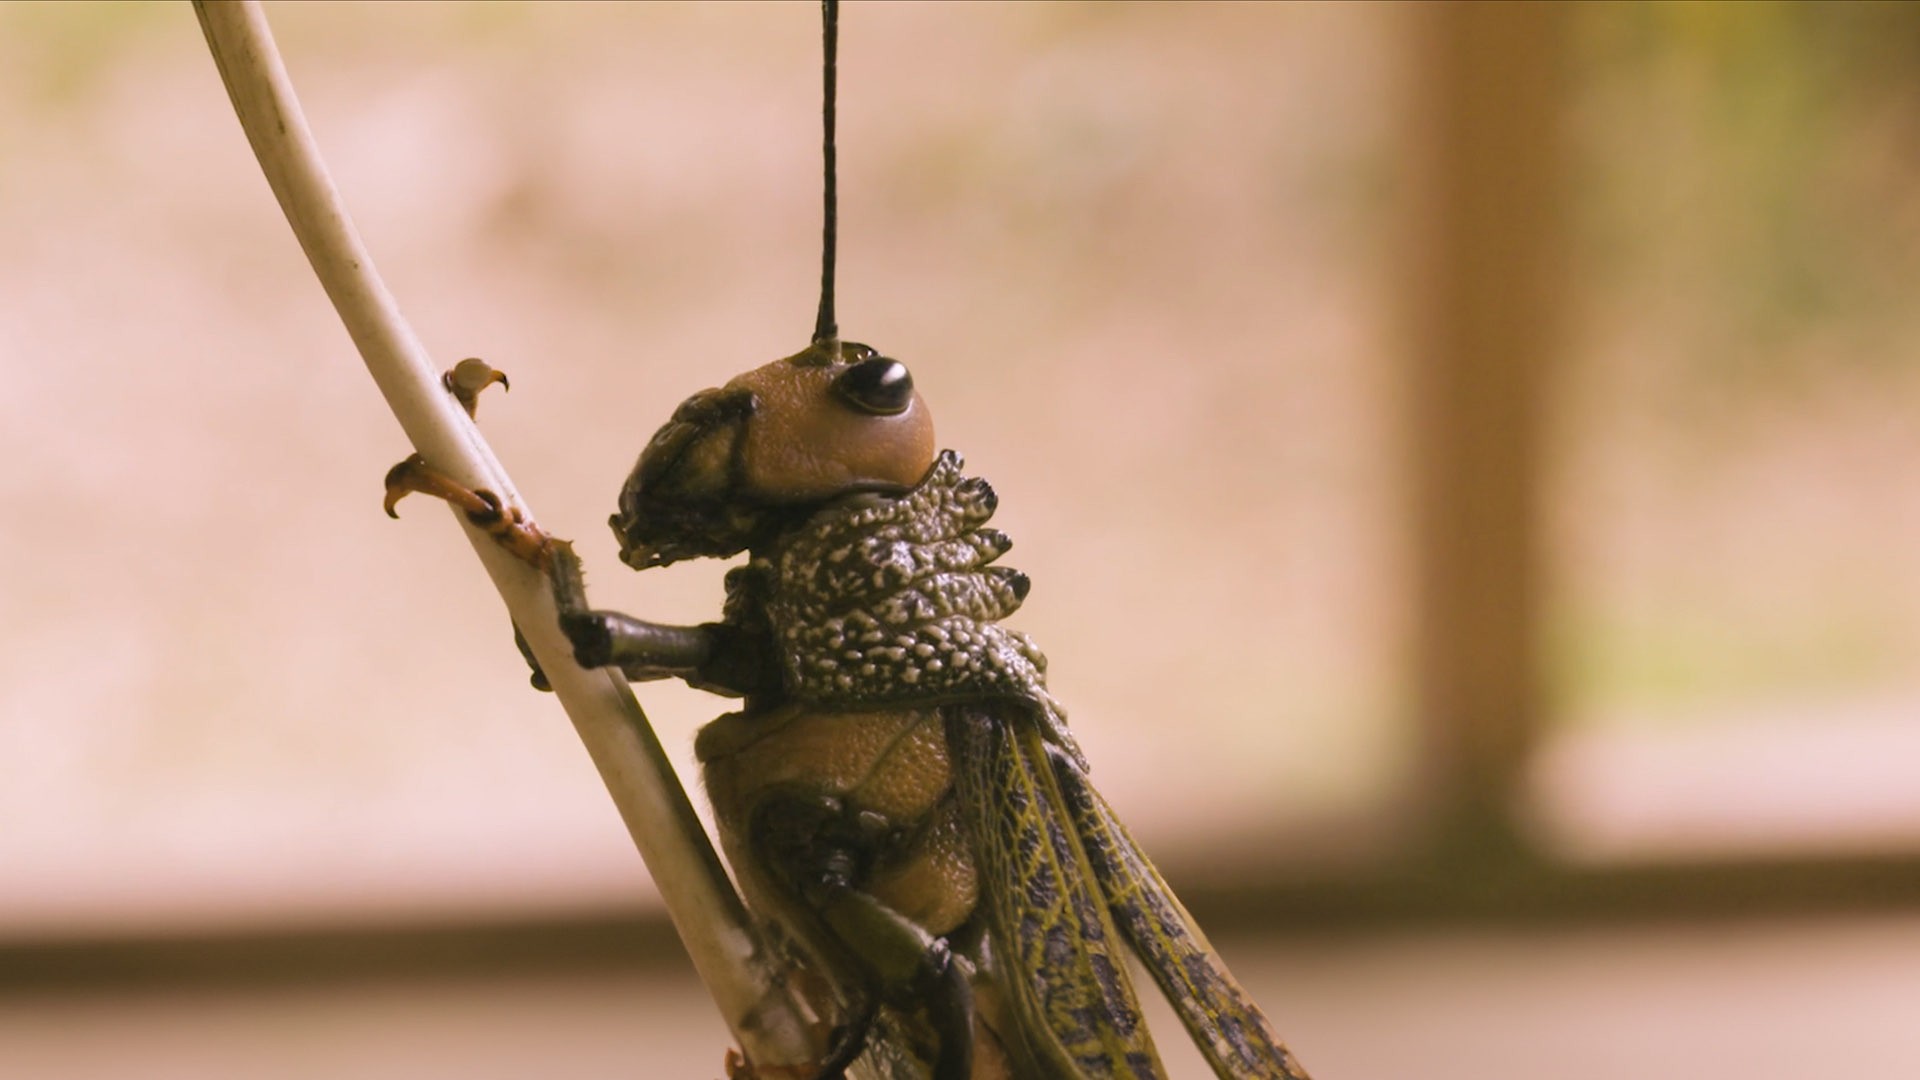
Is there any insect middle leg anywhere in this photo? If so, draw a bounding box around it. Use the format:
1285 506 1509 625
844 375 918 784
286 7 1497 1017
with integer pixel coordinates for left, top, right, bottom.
378 373 759 693
385 463 730 689
749 790 978 1080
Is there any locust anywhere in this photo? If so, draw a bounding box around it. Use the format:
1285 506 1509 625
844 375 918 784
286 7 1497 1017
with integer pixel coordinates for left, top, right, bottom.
383 4 1311 1078
390 340 1311 1080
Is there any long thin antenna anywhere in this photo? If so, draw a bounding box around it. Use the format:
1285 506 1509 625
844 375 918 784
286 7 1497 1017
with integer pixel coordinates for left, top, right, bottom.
812 0 839 348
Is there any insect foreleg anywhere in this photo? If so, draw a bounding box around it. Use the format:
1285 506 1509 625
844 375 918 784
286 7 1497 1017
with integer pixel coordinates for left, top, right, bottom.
514 542 768 697
555 608 716 683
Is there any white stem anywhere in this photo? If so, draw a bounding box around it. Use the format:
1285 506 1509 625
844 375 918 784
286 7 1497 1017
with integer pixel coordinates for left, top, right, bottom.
192 0 820 1067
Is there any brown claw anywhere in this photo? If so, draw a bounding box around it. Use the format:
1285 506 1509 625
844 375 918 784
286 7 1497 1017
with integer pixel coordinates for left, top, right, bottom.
382 453 555 570
719 1012 858 1080
722 1050 817 1080
384 454 495 519
444 357 510 418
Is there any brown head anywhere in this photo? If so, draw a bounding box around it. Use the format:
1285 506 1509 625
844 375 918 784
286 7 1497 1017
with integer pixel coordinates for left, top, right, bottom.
610 340 937 568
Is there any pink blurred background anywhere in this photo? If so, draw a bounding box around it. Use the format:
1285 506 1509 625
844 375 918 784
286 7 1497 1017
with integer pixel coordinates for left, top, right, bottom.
4 2 1920 1077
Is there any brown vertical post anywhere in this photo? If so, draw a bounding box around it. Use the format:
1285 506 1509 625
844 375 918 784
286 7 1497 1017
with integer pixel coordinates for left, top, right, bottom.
1402 1 1567 857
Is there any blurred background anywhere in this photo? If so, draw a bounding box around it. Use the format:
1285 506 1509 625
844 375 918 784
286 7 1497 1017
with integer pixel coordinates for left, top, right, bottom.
4 1 1920 1076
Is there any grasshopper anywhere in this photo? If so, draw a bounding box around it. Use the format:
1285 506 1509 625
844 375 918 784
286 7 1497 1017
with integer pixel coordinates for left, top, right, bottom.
390 340 1309 1079
385 4 1310 1077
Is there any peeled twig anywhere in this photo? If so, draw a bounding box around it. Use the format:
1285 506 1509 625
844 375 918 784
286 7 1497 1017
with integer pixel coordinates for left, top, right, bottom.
192 0 820 1068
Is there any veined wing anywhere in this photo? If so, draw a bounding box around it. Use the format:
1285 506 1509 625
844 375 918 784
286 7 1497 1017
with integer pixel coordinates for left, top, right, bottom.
1048 752 1311 1080
947 706 1167 1080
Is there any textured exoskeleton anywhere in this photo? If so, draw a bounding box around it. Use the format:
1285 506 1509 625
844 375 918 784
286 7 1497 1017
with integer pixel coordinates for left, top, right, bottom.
543 340 1310 1080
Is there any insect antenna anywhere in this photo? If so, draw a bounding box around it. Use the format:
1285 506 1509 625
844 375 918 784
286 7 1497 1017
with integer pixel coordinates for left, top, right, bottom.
812 0 839 352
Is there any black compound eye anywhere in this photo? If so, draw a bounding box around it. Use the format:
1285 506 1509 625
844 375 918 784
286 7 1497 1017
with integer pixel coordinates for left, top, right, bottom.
833 356 914 416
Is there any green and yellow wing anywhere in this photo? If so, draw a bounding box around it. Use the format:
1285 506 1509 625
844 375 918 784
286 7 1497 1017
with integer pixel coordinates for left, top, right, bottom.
948 705 1168 1080
1049 750 1310 1080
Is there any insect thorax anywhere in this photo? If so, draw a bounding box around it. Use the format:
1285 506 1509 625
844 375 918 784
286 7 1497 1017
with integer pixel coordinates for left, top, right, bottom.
719 450 1081 761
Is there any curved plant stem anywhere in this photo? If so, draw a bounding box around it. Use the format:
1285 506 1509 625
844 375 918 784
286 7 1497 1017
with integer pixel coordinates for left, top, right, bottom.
192 0 821 1069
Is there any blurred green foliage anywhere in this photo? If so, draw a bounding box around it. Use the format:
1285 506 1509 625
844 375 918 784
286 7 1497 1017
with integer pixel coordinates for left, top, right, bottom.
1555 3 1920 727
1554 601 1908 718
1578 0 1920 391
